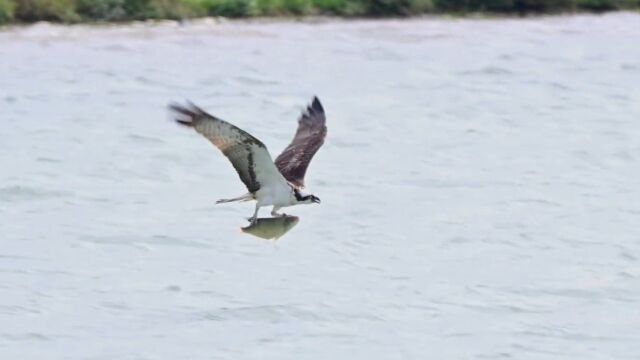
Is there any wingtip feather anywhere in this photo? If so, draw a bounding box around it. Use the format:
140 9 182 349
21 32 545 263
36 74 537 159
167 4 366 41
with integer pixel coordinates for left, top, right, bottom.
311 96 323 113
169 101 199 127
175 119 193 127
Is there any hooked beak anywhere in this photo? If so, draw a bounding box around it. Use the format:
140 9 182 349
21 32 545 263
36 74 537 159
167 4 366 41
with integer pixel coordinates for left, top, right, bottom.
313 197 321 204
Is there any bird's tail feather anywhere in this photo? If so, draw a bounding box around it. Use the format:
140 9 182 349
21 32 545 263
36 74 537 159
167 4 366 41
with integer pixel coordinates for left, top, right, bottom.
216 193 254 204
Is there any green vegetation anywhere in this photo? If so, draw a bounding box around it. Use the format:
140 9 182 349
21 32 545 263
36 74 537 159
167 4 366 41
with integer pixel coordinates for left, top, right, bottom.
0 0 16 23
0 0 638 24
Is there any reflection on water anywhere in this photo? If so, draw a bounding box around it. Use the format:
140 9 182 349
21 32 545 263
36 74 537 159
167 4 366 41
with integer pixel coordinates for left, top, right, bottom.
241 215 299 240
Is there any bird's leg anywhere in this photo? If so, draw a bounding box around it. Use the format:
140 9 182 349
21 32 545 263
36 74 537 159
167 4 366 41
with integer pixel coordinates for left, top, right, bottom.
247 204 260 224
270 206 288 217
270 206 284 217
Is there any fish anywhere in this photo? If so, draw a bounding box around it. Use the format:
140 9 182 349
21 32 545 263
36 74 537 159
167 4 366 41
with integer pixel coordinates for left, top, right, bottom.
241 215 300 240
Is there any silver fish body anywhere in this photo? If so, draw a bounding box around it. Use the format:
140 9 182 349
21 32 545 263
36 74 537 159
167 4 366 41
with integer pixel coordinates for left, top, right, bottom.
241 215 300 240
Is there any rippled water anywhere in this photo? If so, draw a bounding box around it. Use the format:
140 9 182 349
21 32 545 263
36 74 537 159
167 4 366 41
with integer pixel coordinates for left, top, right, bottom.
1 13 640 359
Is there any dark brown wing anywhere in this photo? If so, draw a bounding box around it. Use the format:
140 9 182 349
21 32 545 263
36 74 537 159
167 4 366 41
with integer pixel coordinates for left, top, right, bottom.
169 102 288 193
274 97 327 188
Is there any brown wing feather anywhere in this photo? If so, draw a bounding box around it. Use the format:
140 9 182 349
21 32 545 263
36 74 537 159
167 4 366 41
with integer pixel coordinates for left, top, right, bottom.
169 102 279 193
275 97 327 188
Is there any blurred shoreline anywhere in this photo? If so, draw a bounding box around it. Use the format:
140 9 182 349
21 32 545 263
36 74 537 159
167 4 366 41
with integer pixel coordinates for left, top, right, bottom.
1 0 639 26
1 10 639 32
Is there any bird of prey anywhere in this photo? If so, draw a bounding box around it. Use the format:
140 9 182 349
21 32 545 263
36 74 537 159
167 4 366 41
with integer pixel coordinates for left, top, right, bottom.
169 97 327 224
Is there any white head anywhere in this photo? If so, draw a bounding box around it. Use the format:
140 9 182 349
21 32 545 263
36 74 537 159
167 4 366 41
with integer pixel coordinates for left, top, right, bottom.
294 189 321 205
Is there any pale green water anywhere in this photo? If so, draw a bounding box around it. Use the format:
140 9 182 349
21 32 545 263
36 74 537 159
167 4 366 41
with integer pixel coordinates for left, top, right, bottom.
1 14 640 359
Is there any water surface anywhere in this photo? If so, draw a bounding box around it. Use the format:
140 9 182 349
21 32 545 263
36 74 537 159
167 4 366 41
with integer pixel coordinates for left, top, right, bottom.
1 13 640 359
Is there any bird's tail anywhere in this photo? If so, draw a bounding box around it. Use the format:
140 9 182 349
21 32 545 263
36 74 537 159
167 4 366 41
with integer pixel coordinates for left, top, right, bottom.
216 193 254 204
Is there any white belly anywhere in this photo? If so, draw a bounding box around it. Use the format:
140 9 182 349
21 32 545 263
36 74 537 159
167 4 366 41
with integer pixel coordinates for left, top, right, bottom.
255 182 295 207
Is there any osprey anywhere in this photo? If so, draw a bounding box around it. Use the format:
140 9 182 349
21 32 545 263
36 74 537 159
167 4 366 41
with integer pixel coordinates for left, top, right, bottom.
169 97 327 224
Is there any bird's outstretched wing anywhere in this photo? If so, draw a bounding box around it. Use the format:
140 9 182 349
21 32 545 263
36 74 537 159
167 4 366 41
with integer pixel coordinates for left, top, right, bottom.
169 102 287 193
274 97 327 188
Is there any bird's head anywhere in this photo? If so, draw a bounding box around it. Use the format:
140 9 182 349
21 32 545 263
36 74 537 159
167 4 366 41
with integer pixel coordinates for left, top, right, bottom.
306 195 321 204
294 189 321 205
